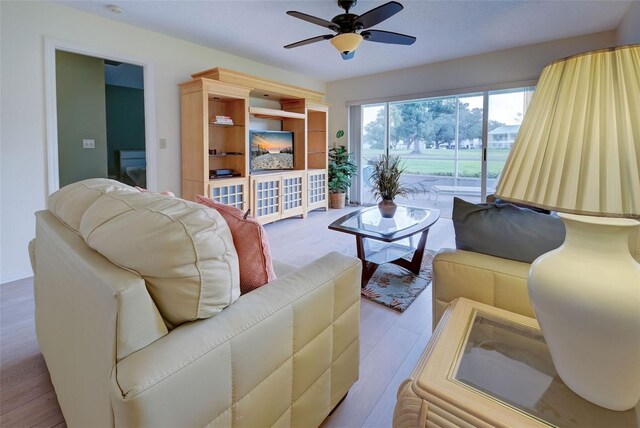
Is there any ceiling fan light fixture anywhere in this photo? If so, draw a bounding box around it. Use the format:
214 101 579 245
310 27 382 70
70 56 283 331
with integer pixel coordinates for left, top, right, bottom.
285 1 415 59
330 33 363 56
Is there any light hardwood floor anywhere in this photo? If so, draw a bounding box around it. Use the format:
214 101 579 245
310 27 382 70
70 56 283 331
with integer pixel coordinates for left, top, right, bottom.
0 206 455 427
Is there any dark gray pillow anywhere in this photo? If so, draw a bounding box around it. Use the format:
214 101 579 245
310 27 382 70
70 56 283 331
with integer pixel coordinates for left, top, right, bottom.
452 197 565 263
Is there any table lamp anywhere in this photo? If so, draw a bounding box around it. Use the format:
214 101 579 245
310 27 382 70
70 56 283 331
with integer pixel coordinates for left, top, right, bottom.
495 44 640 411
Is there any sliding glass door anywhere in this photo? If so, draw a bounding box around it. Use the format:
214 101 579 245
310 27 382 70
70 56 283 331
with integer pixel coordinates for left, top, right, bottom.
355 86 534 216
486 87 535 194
360 103 387 204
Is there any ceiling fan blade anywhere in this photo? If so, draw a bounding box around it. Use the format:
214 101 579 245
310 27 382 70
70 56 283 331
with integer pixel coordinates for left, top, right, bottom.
286 11 338 30
354 1 404 29
362 30 416 45
284 34 334 49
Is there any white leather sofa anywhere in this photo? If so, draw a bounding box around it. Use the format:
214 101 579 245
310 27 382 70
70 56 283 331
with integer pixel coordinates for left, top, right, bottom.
30 179 362 427
431 232 640 329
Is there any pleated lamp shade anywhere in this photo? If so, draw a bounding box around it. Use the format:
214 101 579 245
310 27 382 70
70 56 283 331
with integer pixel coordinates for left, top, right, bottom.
496 45 640 219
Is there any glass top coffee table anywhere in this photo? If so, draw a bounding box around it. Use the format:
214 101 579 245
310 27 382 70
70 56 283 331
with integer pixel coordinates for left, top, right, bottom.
328 205 440 287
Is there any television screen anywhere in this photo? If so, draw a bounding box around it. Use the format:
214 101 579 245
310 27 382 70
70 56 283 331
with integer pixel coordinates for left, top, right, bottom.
250 130 294 171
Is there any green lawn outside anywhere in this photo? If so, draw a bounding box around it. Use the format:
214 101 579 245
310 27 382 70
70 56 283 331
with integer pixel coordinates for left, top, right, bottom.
360 148 510 178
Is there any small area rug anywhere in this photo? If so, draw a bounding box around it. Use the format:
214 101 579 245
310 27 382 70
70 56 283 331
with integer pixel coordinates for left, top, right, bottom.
361 249 436 312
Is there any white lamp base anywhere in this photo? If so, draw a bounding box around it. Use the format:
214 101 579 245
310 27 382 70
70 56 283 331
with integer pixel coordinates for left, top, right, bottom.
529 213 640 411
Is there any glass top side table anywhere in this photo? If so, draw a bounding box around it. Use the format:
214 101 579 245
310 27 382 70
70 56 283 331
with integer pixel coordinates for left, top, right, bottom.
393 298 639 428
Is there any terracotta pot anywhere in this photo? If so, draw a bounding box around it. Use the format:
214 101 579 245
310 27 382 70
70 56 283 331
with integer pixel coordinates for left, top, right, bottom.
329 192 346 209
378 199 397 218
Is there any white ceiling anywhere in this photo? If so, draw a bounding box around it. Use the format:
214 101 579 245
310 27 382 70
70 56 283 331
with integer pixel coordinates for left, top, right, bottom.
58 0 632 82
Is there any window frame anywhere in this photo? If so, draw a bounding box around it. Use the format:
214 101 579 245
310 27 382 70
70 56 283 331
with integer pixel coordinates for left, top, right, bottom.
349 82 536 205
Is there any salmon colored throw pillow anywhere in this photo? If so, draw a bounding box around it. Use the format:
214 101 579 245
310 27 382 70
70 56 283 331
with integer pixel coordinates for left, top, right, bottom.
196 196 276 294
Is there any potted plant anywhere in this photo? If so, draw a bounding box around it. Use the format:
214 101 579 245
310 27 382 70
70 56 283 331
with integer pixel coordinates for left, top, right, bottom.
328 130 357 209
368 154 413 217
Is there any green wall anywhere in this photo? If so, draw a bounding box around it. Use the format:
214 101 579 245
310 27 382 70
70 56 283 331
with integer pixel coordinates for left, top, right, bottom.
105 84 145 177
56 51 108 187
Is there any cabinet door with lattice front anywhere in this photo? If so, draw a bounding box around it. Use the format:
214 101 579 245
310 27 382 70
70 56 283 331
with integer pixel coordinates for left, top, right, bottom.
307 169 327 211
251 175 282 224
281 171 306 218
208 177 248 212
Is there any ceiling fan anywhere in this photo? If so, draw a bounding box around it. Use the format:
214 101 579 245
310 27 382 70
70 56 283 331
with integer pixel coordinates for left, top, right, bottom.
284 0 416 60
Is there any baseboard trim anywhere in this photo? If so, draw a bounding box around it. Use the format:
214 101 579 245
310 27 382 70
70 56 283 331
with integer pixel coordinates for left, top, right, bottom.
1 271 33 285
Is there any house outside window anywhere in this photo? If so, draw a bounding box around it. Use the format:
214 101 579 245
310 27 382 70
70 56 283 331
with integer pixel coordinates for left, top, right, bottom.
488 124 521 148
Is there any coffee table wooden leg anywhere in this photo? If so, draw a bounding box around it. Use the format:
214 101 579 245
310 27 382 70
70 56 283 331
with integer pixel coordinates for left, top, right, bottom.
391 229 429 274
356 236 379 288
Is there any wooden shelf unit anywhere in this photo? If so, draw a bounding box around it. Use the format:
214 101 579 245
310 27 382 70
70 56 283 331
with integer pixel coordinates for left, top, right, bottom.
191 67 325 102
180 78 250 207
180 69 329 223
305 102 329 212
279 99 308 173
306 103 328 170
208 123 245 127
248 106 306 120
209 176 249 211
250 170 306 224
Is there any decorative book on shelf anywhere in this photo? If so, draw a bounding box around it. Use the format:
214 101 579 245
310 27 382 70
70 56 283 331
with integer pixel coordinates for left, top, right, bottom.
214 115 234 125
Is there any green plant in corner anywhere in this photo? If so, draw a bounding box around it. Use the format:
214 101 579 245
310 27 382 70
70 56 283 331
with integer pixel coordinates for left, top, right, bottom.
328 146 357 193
328 130 357 209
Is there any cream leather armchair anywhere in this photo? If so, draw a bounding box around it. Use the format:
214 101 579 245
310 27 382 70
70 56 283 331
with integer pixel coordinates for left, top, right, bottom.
431 228 640 329
32 180 362 428
431 249 533 328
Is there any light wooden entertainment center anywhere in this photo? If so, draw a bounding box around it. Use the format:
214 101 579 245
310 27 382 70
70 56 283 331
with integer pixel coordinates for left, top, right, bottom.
180 68 329 224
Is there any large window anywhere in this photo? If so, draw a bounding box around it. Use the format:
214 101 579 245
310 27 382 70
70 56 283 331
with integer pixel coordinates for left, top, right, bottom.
486 87 535 192
354 86 534 217
360 103 387 199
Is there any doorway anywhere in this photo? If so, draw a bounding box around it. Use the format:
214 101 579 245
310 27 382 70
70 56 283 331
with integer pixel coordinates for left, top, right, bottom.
44 38 157 194
55 52 146 188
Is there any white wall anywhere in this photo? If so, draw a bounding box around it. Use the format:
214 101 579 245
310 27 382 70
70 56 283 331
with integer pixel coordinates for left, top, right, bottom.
326 31 617 145
617 1 640 45
0 1 325 283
